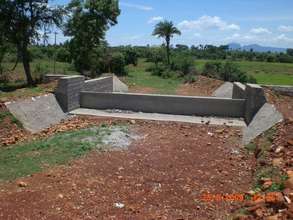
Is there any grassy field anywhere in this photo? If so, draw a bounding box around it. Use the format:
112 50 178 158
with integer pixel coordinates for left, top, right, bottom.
124 59 183 94
195 59 293 85
0 125 126 181
2 59 77 82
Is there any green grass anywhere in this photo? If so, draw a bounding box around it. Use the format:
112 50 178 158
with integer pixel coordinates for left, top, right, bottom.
2 59 78 81
125 59 183 94
195 59 293 85
0 125 126 181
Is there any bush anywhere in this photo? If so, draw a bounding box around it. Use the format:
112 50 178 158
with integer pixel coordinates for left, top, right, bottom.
124 48 138 66
202 61 222 78
109 52 127 76
171 55 194 76
184 73 197 83
56 47 71 63
202 61 256 83
147 63 165 76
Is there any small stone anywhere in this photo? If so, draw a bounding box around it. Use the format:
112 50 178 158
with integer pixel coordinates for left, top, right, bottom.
130 120 136 125
263 180 273 189
114 202 125 208
272 158 283 167
287 139 293 146
17 181 27 187
215 129 225 134
275 146 284 153
285 177 293 190
58 194 64 199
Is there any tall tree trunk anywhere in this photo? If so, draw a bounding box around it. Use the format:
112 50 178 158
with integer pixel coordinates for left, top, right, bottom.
20 43 34 86
166 37 170 65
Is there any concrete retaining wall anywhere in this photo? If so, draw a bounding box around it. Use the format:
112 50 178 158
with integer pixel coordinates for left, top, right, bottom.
83 76 113 92
232 82 246 99
80 92 246 118
55 76 85 112
244 84 267 124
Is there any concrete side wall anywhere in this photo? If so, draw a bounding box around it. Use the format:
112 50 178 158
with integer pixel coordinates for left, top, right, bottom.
232 82 246 99
212 82 233 98
113 75 128 92
55 76 85 112
83 76 113 92
244 84 267 124
80 92 245 118
5 94 67 133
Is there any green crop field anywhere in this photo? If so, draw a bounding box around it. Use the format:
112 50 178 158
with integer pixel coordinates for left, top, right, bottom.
195 59 293 85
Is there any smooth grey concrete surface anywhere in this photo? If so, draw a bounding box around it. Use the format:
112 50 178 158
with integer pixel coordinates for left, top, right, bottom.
242 103 283 145
80 92 246 118
71 108 246 127
232 82 246 99
262 85 293 97
212 82 233 98
5 94 67 133
113 75 128 92
55 76 85 112
244 84 267 124
83 76 113 92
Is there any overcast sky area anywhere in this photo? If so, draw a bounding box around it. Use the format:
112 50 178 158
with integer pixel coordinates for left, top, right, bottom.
51 0 293 48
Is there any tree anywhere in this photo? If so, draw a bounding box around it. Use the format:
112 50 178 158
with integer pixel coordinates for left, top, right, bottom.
152 20 181 65
65 0 120 76
0 0 64 86
287 48 293 56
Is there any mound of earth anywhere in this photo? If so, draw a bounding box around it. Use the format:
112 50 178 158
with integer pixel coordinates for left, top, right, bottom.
0 102 29 146
176 76 223 96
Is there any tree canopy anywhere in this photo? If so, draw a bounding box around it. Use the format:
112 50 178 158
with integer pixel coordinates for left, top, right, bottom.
0 0 65 85
65 0 120 75
153 20 181 65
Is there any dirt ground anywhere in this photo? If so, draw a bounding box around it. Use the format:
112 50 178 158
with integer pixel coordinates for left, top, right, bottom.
128 76 223 97
0 118 255 219
176 76 223 96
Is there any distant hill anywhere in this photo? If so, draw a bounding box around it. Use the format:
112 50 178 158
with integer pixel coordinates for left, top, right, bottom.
228 43 287 53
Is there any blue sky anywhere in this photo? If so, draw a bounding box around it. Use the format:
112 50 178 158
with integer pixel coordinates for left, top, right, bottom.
51 0 293 48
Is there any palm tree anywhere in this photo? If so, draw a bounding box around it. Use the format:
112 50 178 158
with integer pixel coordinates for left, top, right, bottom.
152 20 181 65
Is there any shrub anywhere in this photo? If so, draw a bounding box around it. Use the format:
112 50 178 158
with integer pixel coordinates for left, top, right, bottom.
124 48 138 66
184 73 197 83
147 63 165 76
109 52 127 76
56 47 71 63
202 61 222 78
171 55 194 76
202 61 256 83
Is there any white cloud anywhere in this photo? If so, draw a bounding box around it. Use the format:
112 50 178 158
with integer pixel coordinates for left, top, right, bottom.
250 27 271 34
120 2 153 11
178 15 240 31
276 34 293 42
148 16 164 24
278 25 293 32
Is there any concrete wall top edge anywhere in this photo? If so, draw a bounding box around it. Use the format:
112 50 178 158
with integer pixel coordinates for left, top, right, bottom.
61 75 84 80
234 82 246 90
80 91 245 101
246 83 262 89
85 76 112 83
